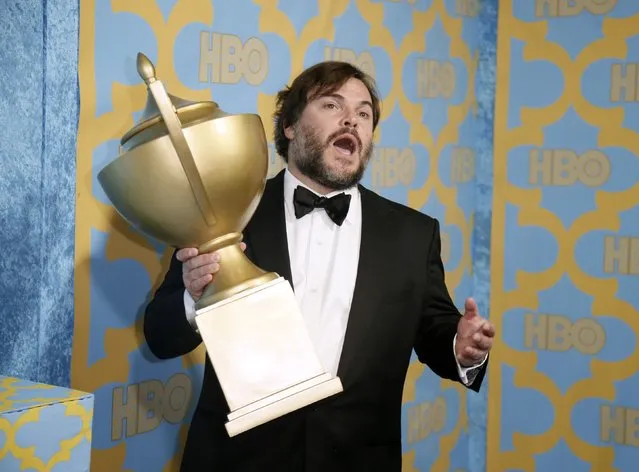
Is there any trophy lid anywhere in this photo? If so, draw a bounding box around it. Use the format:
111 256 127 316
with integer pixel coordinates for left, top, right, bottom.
120 53 229 150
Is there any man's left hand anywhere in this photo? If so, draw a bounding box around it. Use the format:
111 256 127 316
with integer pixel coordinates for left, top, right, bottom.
455 298 495 367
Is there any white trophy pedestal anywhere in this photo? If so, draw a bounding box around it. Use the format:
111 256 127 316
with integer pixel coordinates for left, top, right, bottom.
194 276 343 437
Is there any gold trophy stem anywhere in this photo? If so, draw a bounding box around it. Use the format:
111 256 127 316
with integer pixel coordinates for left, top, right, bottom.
195 233 279 311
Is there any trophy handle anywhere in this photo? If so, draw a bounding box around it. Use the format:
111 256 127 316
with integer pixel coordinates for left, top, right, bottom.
136 52 217 227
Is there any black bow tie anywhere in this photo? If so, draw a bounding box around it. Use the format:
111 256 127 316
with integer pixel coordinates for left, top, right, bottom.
293 185 351 226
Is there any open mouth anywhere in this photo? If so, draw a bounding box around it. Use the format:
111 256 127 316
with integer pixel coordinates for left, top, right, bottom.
332 135 358 156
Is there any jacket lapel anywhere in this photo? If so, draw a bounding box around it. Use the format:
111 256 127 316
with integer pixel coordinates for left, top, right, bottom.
244 170 293 286
337 186 390 384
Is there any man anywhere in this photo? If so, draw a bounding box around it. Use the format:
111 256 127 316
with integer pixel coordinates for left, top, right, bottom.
144 61 495 471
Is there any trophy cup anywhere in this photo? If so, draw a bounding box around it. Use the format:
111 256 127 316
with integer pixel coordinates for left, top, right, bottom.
97 53 343 437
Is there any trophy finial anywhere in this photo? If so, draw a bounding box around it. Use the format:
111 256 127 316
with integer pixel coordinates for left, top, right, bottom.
137 52 156 84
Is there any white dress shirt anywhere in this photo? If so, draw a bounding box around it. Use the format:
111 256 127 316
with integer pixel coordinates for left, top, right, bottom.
184 169 484 383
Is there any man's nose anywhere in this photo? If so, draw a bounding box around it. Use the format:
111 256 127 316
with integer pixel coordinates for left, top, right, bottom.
341 110 358 128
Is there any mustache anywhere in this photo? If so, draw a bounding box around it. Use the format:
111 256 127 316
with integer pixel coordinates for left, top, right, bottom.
325 127 362 152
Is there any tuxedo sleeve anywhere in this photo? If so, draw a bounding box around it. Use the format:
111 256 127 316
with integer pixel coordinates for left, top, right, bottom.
143 249 202 359
413 219 487 392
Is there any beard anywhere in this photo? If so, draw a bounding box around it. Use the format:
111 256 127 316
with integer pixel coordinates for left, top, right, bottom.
288 122 373 191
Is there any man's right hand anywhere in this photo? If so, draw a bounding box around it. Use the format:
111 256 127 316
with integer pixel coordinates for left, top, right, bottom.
176 243 246 301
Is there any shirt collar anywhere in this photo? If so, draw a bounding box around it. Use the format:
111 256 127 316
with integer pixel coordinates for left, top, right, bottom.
283 168 359 225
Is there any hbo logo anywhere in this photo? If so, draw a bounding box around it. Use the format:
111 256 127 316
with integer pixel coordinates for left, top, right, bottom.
535 0 617 17
324 47 376 79
524 314 605 355
111 373 193 440
529 149 610 187
199 32 268 85
456 0 479 16
406 396 446 444
417 59 456 99
370 147 416 188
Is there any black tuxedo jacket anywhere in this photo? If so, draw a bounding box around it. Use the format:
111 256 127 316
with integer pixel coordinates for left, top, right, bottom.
143 170 487 471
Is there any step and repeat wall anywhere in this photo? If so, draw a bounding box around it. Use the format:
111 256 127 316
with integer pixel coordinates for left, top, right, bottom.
488 1 639 471
73 0 482 471
69 0 639 470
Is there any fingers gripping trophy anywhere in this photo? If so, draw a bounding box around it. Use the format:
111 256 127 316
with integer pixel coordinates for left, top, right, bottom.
97 53 343 437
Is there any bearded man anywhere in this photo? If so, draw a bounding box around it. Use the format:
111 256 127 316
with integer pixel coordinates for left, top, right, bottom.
143 60 495 471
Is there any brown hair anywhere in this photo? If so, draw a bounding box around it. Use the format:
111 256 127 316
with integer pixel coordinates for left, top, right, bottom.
273 61 381 162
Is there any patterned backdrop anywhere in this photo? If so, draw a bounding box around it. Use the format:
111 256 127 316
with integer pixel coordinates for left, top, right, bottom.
488 1 639 471
73 0 484 470
5 0 639 470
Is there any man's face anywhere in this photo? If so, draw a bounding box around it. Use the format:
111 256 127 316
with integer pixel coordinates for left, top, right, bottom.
284 78 375 192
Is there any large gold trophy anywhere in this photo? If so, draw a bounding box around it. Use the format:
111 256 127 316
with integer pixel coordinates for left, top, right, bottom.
97 53 343 437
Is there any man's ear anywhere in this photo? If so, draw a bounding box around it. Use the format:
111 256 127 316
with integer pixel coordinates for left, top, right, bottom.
284 125 294 140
